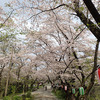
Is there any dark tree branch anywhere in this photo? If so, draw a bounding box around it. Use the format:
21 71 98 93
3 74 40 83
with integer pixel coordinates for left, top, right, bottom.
75 9 100 41
74 27 86 40
63 58 76 73
71 46 85 85
46 75 52 84
72 47 78 60
0 9 15 28
73 70 81 83
55 21 69 40
83 0 100 27
85 67 97 81
26 4 66 21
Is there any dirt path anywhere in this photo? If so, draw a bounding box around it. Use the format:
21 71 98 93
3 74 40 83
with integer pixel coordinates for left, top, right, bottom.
32 85 58 100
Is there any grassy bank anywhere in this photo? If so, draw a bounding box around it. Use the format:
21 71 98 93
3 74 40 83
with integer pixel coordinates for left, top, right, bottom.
2 91 34 100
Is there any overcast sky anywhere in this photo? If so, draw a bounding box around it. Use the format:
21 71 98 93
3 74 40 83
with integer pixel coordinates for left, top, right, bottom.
0 0 11 12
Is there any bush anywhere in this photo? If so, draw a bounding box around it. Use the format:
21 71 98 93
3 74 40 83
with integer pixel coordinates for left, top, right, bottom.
11 86 16 94
22 94 26 100
52 89 66 100
21 92 34 100
25 98 31 100
3 96 11 100
12 96 22 100
26 91 31 98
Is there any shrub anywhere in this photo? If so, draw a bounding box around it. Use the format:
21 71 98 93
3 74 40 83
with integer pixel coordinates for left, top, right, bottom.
22 94 26 100
3 96 11 100
52 89 66 100
26 91 31 98
25 98 31 100
21 93 34 100
11 86 16 94
12 96 22 100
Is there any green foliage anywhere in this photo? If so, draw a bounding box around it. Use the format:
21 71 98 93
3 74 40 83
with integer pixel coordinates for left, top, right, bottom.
11 86 16 94
75 91 79 97
3 95 22 100
26 91 31 98
87 24 90 26
75 26 81 32
79 7 84 11
3 93 34 100
52 89 66 100
25 98 32 100
3 96 11 100
22 94 26 100
87 23 97 27
12 96 22 100
85 58 92 64
98 23 100 25
0 23 5 27
7 85 14 95
20 32 27 35
5 3 11 7
21 91 34 100
0 33 8 41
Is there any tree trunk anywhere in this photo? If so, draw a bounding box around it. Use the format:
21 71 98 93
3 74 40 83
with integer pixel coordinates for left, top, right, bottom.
4 72 10 96
74 1 100 41
85 40 99 95
23 84 25 94
0 73 3 97
4 49 13 96
0 64 5 97
83 0 100 26
5 77 9 96
0 73 2 92
30 80 36 91
76 10 100 41
4 64 12 96
37 83 39 89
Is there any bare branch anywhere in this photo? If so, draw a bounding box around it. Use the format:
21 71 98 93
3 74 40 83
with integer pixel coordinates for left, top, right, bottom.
26 4 67 21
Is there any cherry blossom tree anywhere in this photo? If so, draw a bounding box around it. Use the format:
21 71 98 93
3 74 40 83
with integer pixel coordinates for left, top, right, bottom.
0 0 100 99
26 22 99 99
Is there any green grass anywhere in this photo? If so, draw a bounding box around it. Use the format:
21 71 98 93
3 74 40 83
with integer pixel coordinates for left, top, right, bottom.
3 96 21 100
2 91 34 100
